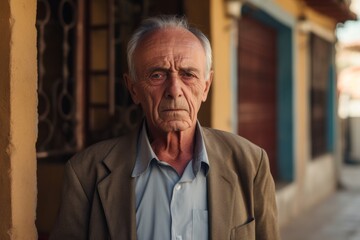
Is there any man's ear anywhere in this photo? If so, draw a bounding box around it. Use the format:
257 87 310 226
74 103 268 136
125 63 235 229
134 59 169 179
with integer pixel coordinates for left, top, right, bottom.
124 73 140 104
202 70 213 102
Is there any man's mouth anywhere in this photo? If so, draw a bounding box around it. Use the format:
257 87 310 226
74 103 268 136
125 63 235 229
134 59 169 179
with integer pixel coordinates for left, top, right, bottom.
163 109 184 111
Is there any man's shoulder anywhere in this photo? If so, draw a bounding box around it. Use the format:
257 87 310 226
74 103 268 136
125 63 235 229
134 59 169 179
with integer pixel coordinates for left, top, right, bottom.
201 127 266 174
202 127 261 152
68 129 138 170
71 138 121 162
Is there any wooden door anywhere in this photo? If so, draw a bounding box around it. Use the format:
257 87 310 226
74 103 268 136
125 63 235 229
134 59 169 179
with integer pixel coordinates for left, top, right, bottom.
237 15 278 178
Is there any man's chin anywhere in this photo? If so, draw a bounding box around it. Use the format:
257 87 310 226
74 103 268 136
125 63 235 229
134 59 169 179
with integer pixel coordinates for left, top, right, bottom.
159 120 192 132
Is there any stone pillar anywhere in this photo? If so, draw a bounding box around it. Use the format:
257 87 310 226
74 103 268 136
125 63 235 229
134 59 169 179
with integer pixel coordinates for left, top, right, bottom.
0 0 38 239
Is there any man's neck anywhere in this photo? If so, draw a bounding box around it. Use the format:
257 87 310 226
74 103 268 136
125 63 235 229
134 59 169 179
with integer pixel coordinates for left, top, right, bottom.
148 126 196 176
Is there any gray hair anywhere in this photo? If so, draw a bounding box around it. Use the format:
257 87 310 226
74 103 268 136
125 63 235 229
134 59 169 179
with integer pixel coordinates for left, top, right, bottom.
126 15 212 81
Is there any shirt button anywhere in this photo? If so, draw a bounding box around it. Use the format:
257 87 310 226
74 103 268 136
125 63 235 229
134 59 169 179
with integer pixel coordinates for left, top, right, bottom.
175 184 182 191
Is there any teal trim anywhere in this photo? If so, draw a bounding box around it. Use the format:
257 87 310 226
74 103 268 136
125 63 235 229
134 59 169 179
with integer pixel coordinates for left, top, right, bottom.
277 29 294 182
327 56 336 152
242 5 294 181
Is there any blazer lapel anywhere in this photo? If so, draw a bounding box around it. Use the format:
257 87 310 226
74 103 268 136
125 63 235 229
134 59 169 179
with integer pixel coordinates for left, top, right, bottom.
97 129 139 240
202 128 238 240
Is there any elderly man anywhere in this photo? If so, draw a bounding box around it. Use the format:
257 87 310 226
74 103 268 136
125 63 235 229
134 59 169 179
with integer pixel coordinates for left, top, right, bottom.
51 15 279 240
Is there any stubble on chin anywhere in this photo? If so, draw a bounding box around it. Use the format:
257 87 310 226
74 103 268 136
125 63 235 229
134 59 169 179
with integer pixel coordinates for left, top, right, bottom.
158 119 192 133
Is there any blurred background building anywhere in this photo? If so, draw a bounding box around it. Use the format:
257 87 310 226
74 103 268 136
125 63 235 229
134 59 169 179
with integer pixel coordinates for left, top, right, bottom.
0 0 358 239
337 0 360 165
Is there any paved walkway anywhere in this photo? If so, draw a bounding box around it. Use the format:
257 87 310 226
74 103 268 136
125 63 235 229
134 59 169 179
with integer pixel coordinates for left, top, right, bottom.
281 164 360 240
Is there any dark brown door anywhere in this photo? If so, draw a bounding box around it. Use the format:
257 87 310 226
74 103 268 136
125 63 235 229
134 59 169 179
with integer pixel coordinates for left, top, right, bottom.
237 15 278 178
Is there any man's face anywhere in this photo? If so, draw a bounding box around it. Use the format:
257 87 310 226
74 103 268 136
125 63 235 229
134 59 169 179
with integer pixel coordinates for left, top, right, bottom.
125 28 212 133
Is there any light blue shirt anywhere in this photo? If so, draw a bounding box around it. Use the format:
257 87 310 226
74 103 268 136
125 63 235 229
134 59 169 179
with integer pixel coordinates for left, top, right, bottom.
132 121 209 240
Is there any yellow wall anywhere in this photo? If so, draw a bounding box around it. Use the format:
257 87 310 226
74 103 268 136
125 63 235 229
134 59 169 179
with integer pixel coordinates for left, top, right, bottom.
276 0 337 28
275 0 300 15
0 0 38 239
209 0 233 132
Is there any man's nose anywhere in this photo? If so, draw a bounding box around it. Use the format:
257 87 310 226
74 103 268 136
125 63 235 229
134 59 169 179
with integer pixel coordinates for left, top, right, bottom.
165 74 183 99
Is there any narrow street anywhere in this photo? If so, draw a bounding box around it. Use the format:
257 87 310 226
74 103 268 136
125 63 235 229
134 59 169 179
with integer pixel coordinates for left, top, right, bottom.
281 164 360 240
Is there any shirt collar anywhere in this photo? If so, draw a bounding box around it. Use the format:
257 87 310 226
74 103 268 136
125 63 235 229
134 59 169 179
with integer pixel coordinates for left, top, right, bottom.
131 120 210 177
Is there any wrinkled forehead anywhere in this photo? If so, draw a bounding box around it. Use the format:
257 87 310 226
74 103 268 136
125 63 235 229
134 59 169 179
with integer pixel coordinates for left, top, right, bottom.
134 28 206 59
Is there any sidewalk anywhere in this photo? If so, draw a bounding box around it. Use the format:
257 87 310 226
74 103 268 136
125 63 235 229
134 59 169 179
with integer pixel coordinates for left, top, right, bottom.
280 164 360 240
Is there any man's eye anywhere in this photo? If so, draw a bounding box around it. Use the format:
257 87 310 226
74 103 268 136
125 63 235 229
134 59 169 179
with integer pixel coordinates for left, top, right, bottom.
180 72 195 80
149 72 166 81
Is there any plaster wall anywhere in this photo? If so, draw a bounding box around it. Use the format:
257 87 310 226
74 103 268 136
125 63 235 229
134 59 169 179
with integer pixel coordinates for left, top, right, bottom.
209 0 233 132
277 155 336 227
275 0 300 15
302 155 337 208
276 0 336 29
0 0 38 239
293 27 311 193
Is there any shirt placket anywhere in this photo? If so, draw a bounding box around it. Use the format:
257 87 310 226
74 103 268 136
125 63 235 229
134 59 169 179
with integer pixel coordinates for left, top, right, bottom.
170 163 195 240
171 180 184 240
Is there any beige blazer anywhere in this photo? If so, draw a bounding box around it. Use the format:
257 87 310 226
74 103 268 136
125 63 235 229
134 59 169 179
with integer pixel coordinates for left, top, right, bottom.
50 126 279 240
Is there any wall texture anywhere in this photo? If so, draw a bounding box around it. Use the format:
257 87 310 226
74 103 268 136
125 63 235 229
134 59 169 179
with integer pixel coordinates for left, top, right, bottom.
0 0 38 239
210 0 233 132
